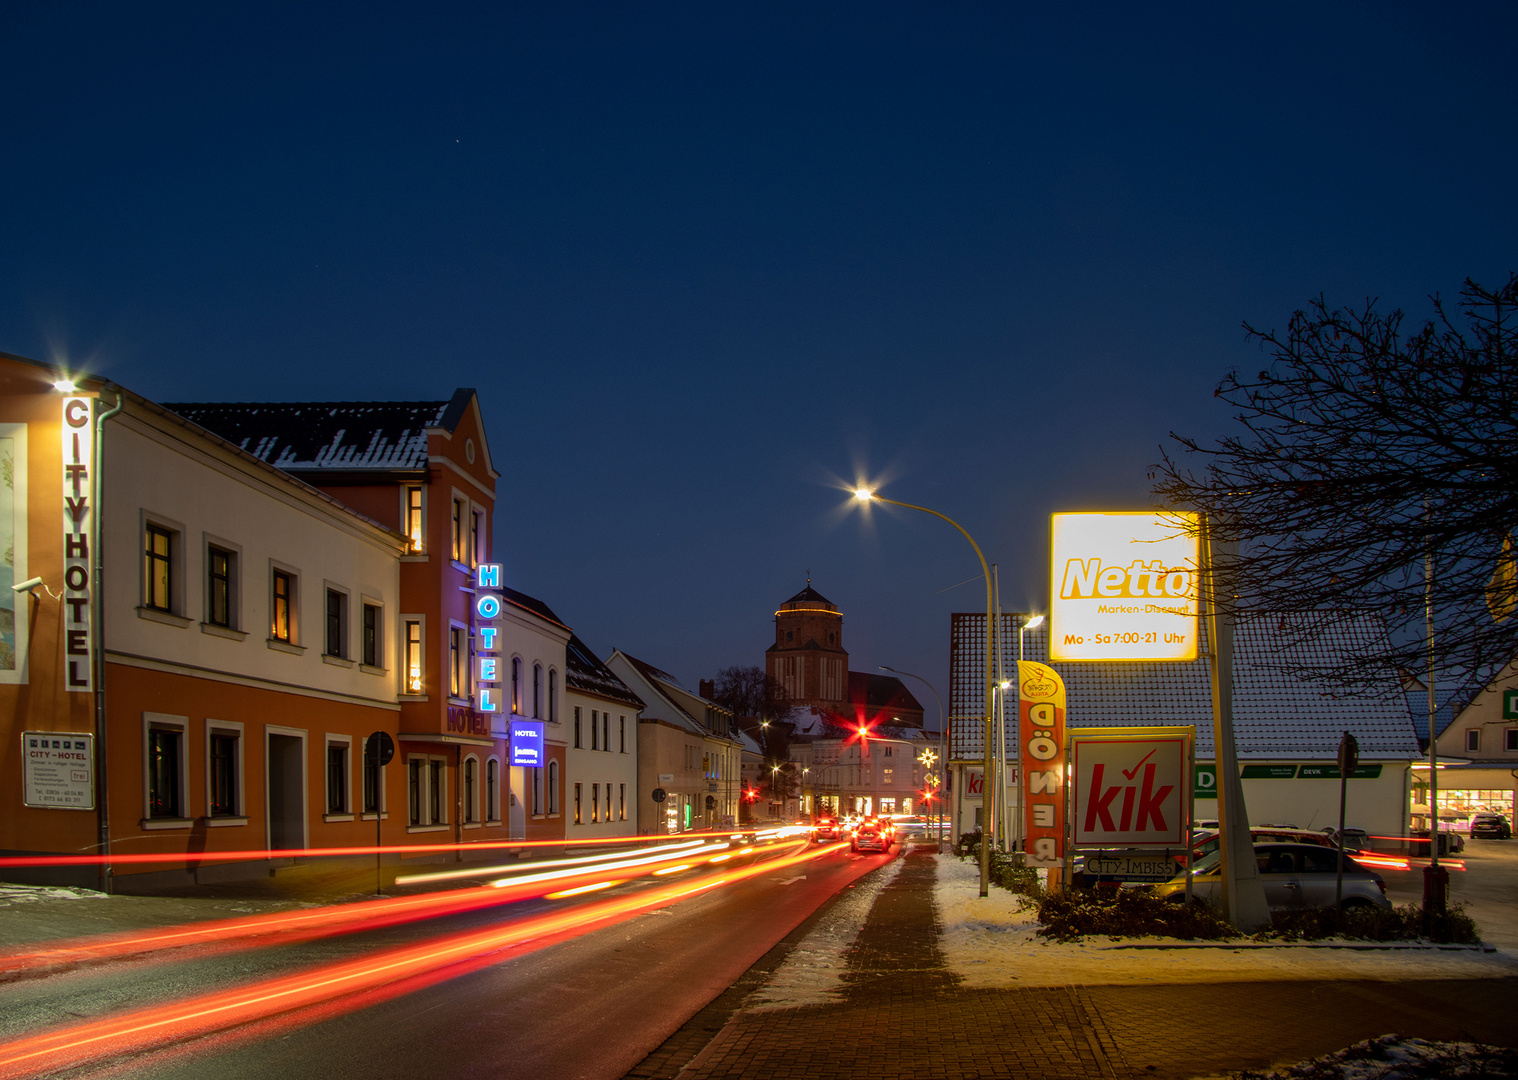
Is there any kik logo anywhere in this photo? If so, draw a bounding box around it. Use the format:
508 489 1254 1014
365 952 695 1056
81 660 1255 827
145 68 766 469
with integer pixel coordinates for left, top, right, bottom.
1082 759 1173 833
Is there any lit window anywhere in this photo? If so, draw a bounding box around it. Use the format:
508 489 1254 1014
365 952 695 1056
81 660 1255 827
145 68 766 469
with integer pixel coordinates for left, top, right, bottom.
271 570 295 642
620 783 627 821
450 626 465 698
404 619 423 693
591 782 599 823
574 782 583 825
405 486 424 552
144 524 173 612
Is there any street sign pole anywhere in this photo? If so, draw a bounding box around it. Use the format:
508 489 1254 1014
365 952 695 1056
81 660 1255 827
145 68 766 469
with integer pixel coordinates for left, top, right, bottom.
365 731 395 896
1335 730 1359 911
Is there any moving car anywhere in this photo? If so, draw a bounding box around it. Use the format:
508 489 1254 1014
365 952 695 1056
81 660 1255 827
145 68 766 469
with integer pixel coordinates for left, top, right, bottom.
1155 842 1391 911
813 816 844 841
1470 813 1512 840
851 819 893 853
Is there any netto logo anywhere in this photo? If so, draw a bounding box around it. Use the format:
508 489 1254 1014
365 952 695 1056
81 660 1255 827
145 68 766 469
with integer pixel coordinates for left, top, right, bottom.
1059 558 1194 600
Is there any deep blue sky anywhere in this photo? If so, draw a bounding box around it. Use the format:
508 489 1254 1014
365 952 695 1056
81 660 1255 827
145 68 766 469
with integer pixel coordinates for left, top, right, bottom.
4 3 1515 712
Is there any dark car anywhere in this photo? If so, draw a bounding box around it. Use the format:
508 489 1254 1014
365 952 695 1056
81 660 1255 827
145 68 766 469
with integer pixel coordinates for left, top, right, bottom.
813 817 843 841
1470 813 1512 840
851 820 893 853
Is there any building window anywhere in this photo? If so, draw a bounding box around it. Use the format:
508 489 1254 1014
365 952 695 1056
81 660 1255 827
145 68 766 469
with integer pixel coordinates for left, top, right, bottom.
511 657 522 714
429 759 444 824
208 729 239 816
591 783 599 823
362 750 382 814
884 747 893 757
1467 729 1481 753
574 782 583 825
406 754 448 826
470 508 483 568
147 721 185 819
271 569 295 643
327 742 350 814
574 707 583 749
144 524 173 612
464 756 478 823
620 716 626 753
450 626 465 698
533 664 543 718
404 619 423 693
408 758 422 824
405 486 424 553
548 670 558 723
591 710 599 751
547 760 560 814
451 497 467 563
883 767 894 785
603 712 610 752
620 783 627 821
325 589 346 657
486 758 500 822
1507 729 1518 752
207 547 233 628
362 603 380 667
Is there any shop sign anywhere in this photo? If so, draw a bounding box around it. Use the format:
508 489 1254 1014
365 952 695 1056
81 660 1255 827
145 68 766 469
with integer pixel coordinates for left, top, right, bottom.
1070 728 1193 849
1019 661 1067 865
963 768 984 800
61 397 93 692
1240 764 1297 779
510 720 545 766
1194 763 1217 799
23 731 95 809
1083 849 1185 883
445 704 490 737
1049 511 1199 662
1296 763 1383 780
474 564 503 713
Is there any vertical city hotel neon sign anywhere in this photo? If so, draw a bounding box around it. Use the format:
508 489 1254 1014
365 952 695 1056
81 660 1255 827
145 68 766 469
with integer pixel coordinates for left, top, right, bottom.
61 396 94 693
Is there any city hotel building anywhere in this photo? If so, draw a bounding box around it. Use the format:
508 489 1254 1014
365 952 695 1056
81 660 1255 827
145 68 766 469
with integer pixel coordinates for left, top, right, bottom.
0 350 554 890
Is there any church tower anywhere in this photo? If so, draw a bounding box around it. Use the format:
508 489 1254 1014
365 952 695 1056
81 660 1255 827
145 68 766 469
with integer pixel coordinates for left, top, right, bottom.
766 582 849 713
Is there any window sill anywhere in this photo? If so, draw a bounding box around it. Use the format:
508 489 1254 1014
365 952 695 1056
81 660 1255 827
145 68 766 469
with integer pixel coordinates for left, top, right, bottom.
205 815 248 827
138 607 193 629
405 824 451 833
447 696 472 707
267 639 305 655
323 813 355 823
360 664 388 676
140 817 194 830
400 554 430 563
451 560 474 576
322 654 355 668
359 812 390 821
400 693 431 703
462 822 482 830
200 622 248 641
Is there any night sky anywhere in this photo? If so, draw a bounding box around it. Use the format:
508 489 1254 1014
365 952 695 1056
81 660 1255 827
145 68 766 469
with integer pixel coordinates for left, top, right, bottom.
4 3 1515 718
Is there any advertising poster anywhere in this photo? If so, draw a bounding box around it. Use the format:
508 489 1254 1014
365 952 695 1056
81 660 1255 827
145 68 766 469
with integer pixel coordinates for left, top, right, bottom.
1018 660 1066 866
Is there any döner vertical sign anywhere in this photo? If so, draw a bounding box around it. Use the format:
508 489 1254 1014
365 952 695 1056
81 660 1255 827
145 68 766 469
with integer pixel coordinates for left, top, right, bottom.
1018 661 1066 866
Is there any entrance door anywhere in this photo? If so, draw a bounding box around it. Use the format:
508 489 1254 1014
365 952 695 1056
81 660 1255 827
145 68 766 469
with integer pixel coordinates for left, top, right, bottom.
267 731 307 852
509 766 526 839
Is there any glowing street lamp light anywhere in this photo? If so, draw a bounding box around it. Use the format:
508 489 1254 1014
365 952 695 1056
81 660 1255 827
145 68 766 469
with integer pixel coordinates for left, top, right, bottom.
854 487 996 896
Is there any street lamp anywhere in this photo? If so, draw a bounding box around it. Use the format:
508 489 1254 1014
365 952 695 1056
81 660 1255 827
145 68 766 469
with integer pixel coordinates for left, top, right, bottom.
854 487 996 897
882 665 947 853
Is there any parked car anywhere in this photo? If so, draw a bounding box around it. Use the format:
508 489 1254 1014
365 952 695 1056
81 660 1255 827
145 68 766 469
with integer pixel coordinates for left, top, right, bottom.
851 819 893 853
1155 842 1391 911
1470 813 1512 840
1321 826 1372 853
1190 826 1336 863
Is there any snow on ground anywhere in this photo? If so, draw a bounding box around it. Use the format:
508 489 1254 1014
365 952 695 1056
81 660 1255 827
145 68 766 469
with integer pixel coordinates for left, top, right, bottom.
746 854 905 1010
1197 1034 1518 1079
0 884 108 906
931 854 1518 987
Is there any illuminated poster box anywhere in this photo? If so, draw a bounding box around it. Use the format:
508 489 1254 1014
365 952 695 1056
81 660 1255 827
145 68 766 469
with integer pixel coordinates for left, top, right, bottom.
1050 511 1199 662
510 720 546 767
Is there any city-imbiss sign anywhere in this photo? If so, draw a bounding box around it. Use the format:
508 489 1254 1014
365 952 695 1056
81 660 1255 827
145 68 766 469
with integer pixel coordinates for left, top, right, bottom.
1049 511 1199 662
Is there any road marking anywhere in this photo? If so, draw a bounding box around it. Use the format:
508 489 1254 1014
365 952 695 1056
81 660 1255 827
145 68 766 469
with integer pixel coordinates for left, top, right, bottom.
773 876 806 885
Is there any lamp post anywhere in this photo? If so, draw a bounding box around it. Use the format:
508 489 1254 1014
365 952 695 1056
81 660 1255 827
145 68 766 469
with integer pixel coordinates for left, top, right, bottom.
854 488 995 897
883 665 946 852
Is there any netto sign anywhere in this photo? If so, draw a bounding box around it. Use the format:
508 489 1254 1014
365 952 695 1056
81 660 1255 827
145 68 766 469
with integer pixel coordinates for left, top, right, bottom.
1049 511 1199 662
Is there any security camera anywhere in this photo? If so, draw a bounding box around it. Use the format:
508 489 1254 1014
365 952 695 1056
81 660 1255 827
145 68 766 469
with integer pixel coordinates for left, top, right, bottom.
12 577 43 594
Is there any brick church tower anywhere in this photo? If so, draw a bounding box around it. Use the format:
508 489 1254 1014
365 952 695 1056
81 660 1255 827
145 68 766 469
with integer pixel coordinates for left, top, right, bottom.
766 582 849 713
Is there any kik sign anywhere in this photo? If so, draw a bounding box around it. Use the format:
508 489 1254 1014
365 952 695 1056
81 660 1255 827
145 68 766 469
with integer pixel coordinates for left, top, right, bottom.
61 397 93 693
1070 728 1193 849
1018 661 1067 866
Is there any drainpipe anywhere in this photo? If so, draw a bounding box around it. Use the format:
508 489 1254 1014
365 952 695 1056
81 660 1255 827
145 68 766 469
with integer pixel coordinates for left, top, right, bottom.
92 387 126 895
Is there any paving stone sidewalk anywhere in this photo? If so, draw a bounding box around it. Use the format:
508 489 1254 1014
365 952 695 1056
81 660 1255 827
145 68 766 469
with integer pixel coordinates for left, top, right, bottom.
626 847 1518 1080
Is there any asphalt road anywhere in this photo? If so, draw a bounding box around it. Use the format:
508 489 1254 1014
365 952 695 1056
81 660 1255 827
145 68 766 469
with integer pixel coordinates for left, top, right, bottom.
1381 834 1518 949
0 841 893 1080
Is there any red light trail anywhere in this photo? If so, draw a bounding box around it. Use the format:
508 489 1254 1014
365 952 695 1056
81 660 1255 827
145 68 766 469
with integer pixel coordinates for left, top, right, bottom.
0 840 849 1078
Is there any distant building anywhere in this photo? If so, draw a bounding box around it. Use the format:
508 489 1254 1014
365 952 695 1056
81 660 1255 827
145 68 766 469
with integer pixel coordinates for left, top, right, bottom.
564 634 643 838
764 582 924 731
1415 660 1518 831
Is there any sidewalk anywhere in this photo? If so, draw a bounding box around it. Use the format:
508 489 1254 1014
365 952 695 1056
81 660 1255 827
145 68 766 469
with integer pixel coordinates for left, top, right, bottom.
627 847 1518 1080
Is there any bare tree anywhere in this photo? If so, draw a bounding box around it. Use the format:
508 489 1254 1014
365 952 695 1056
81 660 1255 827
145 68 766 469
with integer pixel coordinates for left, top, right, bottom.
710 665 794 758
1152 274 1518 688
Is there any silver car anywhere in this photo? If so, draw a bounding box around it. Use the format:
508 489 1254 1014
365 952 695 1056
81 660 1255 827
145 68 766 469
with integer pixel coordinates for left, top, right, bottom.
1155 842 1391 911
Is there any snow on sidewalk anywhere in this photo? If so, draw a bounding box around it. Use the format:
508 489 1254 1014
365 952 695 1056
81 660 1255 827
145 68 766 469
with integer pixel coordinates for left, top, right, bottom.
931 854 1518 987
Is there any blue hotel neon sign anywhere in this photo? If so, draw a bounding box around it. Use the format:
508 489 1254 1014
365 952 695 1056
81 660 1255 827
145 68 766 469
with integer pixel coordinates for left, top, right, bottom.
475 563 504 714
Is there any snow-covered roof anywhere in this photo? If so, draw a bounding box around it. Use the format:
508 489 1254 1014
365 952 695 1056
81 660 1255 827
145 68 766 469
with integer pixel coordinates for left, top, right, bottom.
164 391 474 472
950 612 1422 762
565 634 644 709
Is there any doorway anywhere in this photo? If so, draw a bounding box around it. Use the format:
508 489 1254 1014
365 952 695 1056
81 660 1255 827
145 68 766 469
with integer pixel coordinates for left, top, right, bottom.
266 730 307 852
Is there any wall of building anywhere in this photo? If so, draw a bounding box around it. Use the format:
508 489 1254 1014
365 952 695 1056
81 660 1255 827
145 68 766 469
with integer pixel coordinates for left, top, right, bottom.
565 690 638 838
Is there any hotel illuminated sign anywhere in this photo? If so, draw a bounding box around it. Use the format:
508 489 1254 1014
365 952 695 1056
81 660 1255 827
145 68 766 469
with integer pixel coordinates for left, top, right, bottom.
62 397 94 692
1049 511 1199 662
475 563 504 714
